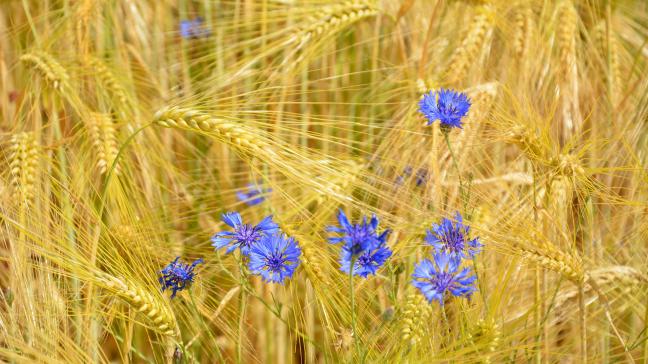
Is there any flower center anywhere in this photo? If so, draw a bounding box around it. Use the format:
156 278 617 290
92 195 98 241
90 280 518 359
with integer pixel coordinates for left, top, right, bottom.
441 227 465 253
236 224 260 246
357 253 372 267
439 102 458 117
265 254 285 273
348 226 374 253
431 272 454 292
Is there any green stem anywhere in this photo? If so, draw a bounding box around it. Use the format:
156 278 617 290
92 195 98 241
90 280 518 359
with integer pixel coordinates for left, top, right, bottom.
349 257 362 363
188 289 225 363
99 122 153 212
441 304 453 346
112 333 155 364
237 256 247 364
52 96 81 346
216 256 321 350
442 131 467 212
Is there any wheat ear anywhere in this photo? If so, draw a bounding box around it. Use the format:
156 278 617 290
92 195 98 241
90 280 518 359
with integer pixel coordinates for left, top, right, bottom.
20 52 70 91
594 21 623 103
95 272 178 337
88 112 120 175
513 243 584 283
554 265 647 310
512 4 534 62
86 56 133 109
556 1 582 140
556 1 577 75
400 293 432 346
470 318 501 363
447 5 494 83
294 1 378 46
9 132 40 206
154 106 349 202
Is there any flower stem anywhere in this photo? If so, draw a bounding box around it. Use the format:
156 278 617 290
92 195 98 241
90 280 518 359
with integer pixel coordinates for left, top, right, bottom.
440 305 451 344
442 131 467 212
349 257 362 362
188 289 225 363
237 257 248 364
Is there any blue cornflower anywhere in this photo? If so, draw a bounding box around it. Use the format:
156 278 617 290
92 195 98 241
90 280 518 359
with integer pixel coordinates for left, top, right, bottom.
159 257 204 298
180 17 210 39
395 166 429 187
248 233 301 284
418 89 471 129
211 212 278 255
236 182 272 206
395 166 413 186
415 168 429 187
327 209 389 256
340 240 392 278
425 212 482 259
411 252 476 305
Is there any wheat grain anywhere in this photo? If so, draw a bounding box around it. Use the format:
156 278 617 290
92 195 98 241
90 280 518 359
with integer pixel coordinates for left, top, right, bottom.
275 1 378 75
333 328 355 353
299 244 329 285
556 1 582 140
506 124 549 163
314 159 362 205
154 106 350 202
551 266 647 326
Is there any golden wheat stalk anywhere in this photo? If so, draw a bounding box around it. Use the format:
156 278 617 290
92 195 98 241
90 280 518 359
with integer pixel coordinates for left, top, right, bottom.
446 5 494 84
293 1 378 46
512 4 534 62
469 318 501 363
9 132 40 206
153 106 350 202
87 112 120 175
400 292 432 346
20 51 70 91
594 21 623 104
554 265 647 311
556 1 582 139
513 243 584 283
94 272 178 337
86 56 133 111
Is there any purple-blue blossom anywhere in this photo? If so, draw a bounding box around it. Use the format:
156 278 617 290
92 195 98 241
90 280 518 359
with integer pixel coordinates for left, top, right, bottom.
339 240 392 278
419 89 471 129
211 212 278 256
159 257 204 298
248 233 301 284
411 252 476 305
425 212 482 259
327 209 389 256
180 17 211 39
236 182 271 206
